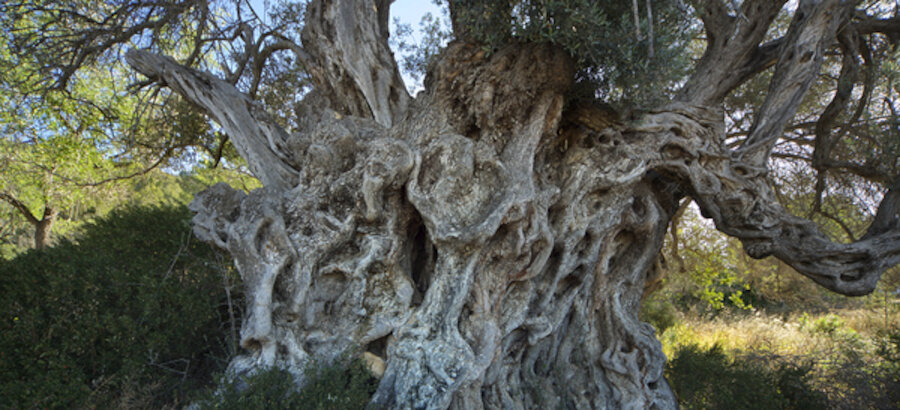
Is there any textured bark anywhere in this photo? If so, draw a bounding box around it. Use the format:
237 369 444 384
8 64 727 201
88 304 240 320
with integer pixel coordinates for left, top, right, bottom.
125 0 900 408
126 51 299 191
677 0 787 105
33 208 55 250
737 0 848 165
130 42 679 408
301 0 409 127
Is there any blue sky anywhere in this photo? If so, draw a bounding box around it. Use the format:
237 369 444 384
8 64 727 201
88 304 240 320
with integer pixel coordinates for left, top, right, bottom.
247 0 442 32
389 0 446 91
248 0 445 89
391 0 443 28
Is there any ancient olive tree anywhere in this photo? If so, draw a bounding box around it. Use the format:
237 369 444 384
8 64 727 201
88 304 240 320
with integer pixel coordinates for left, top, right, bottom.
125 0 900 408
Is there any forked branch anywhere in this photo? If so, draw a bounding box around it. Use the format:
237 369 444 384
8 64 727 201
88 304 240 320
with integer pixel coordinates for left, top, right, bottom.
737 0 848 166
649 106 900 296
677 0 787 105
0 191 40 225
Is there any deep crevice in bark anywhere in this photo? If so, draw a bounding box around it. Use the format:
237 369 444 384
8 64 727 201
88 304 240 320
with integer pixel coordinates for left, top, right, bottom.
409 213 436 307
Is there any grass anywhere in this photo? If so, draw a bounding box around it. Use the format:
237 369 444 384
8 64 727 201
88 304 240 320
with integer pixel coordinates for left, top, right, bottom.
658 306 900 409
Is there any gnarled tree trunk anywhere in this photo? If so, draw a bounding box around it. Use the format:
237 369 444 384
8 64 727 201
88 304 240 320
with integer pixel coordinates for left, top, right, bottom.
126 0 900 408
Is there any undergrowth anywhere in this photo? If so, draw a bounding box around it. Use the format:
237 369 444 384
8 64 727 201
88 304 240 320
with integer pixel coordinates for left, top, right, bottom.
0 205 241 408
660 308 900 408
194 354 377 410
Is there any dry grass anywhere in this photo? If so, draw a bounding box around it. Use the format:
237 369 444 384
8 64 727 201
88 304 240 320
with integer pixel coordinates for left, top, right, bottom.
660 306 900 409
661 307 896 358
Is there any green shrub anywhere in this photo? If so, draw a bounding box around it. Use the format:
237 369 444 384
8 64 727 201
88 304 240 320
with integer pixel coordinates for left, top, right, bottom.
666 344 825 410
798 313 842 335
797 313 865 355
199 368 303 410
295 355 378 408
771 359 827 409
0 205 240 408
869 329 900 408
197 355 377 409
640 296 679 334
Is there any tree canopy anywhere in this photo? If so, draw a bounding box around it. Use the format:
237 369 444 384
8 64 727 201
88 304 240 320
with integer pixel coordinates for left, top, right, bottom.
0 0 268 249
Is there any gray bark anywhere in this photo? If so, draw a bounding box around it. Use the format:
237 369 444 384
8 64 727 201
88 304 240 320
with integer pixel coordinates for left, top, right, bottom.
129 42 678 408
301 0 409 127
736 0 848 165
126 0 900 408
677 0 787 105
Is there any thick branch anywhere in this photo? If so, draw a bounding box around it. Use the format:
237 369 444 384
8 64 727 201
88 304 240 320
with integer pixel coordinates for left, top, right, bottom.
677 0 787 105
0 191 40 225
855 15 900 37
126 50 298 191
864 176 900 239
300 0 409 127
811 28 862 212
644 105 900 296
737 0 848 166
715 193 900 296
822 158 892 182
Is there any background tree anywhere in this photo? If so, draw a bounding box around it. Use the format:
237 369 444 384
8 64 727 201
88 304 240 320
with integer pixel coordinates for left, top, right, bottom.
0 61 119 249
6 0 900 408
0 0 275 251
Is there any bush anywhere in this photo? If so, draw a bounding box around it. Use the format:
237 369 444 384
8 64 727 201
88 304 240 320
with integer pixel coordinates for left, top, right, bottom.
819 328 900 409
666 344 825 410
798 313 843 335
196 355 377 410
640 296 678 334
0 205 240 408
874 329 900 407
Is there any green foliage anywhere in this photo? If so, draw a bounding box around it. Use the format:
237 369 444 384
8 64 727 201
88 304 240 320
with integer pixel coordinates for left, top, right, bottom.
199 368 306 410
0 167 259 259
0 20 232 253
658 209 756 313
874 329 900 407
688 252 752 311
292 355 379 409
797 313 865 352
657 309 900 409
451 0 694 106
797 313 844 335
0 41 124 245
120 168 261 210
392 11 453 92
196 356 377 409
666 344 825 410
639 295 678 334
0 205 239 408
0 0 265 254
654 204 900 314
